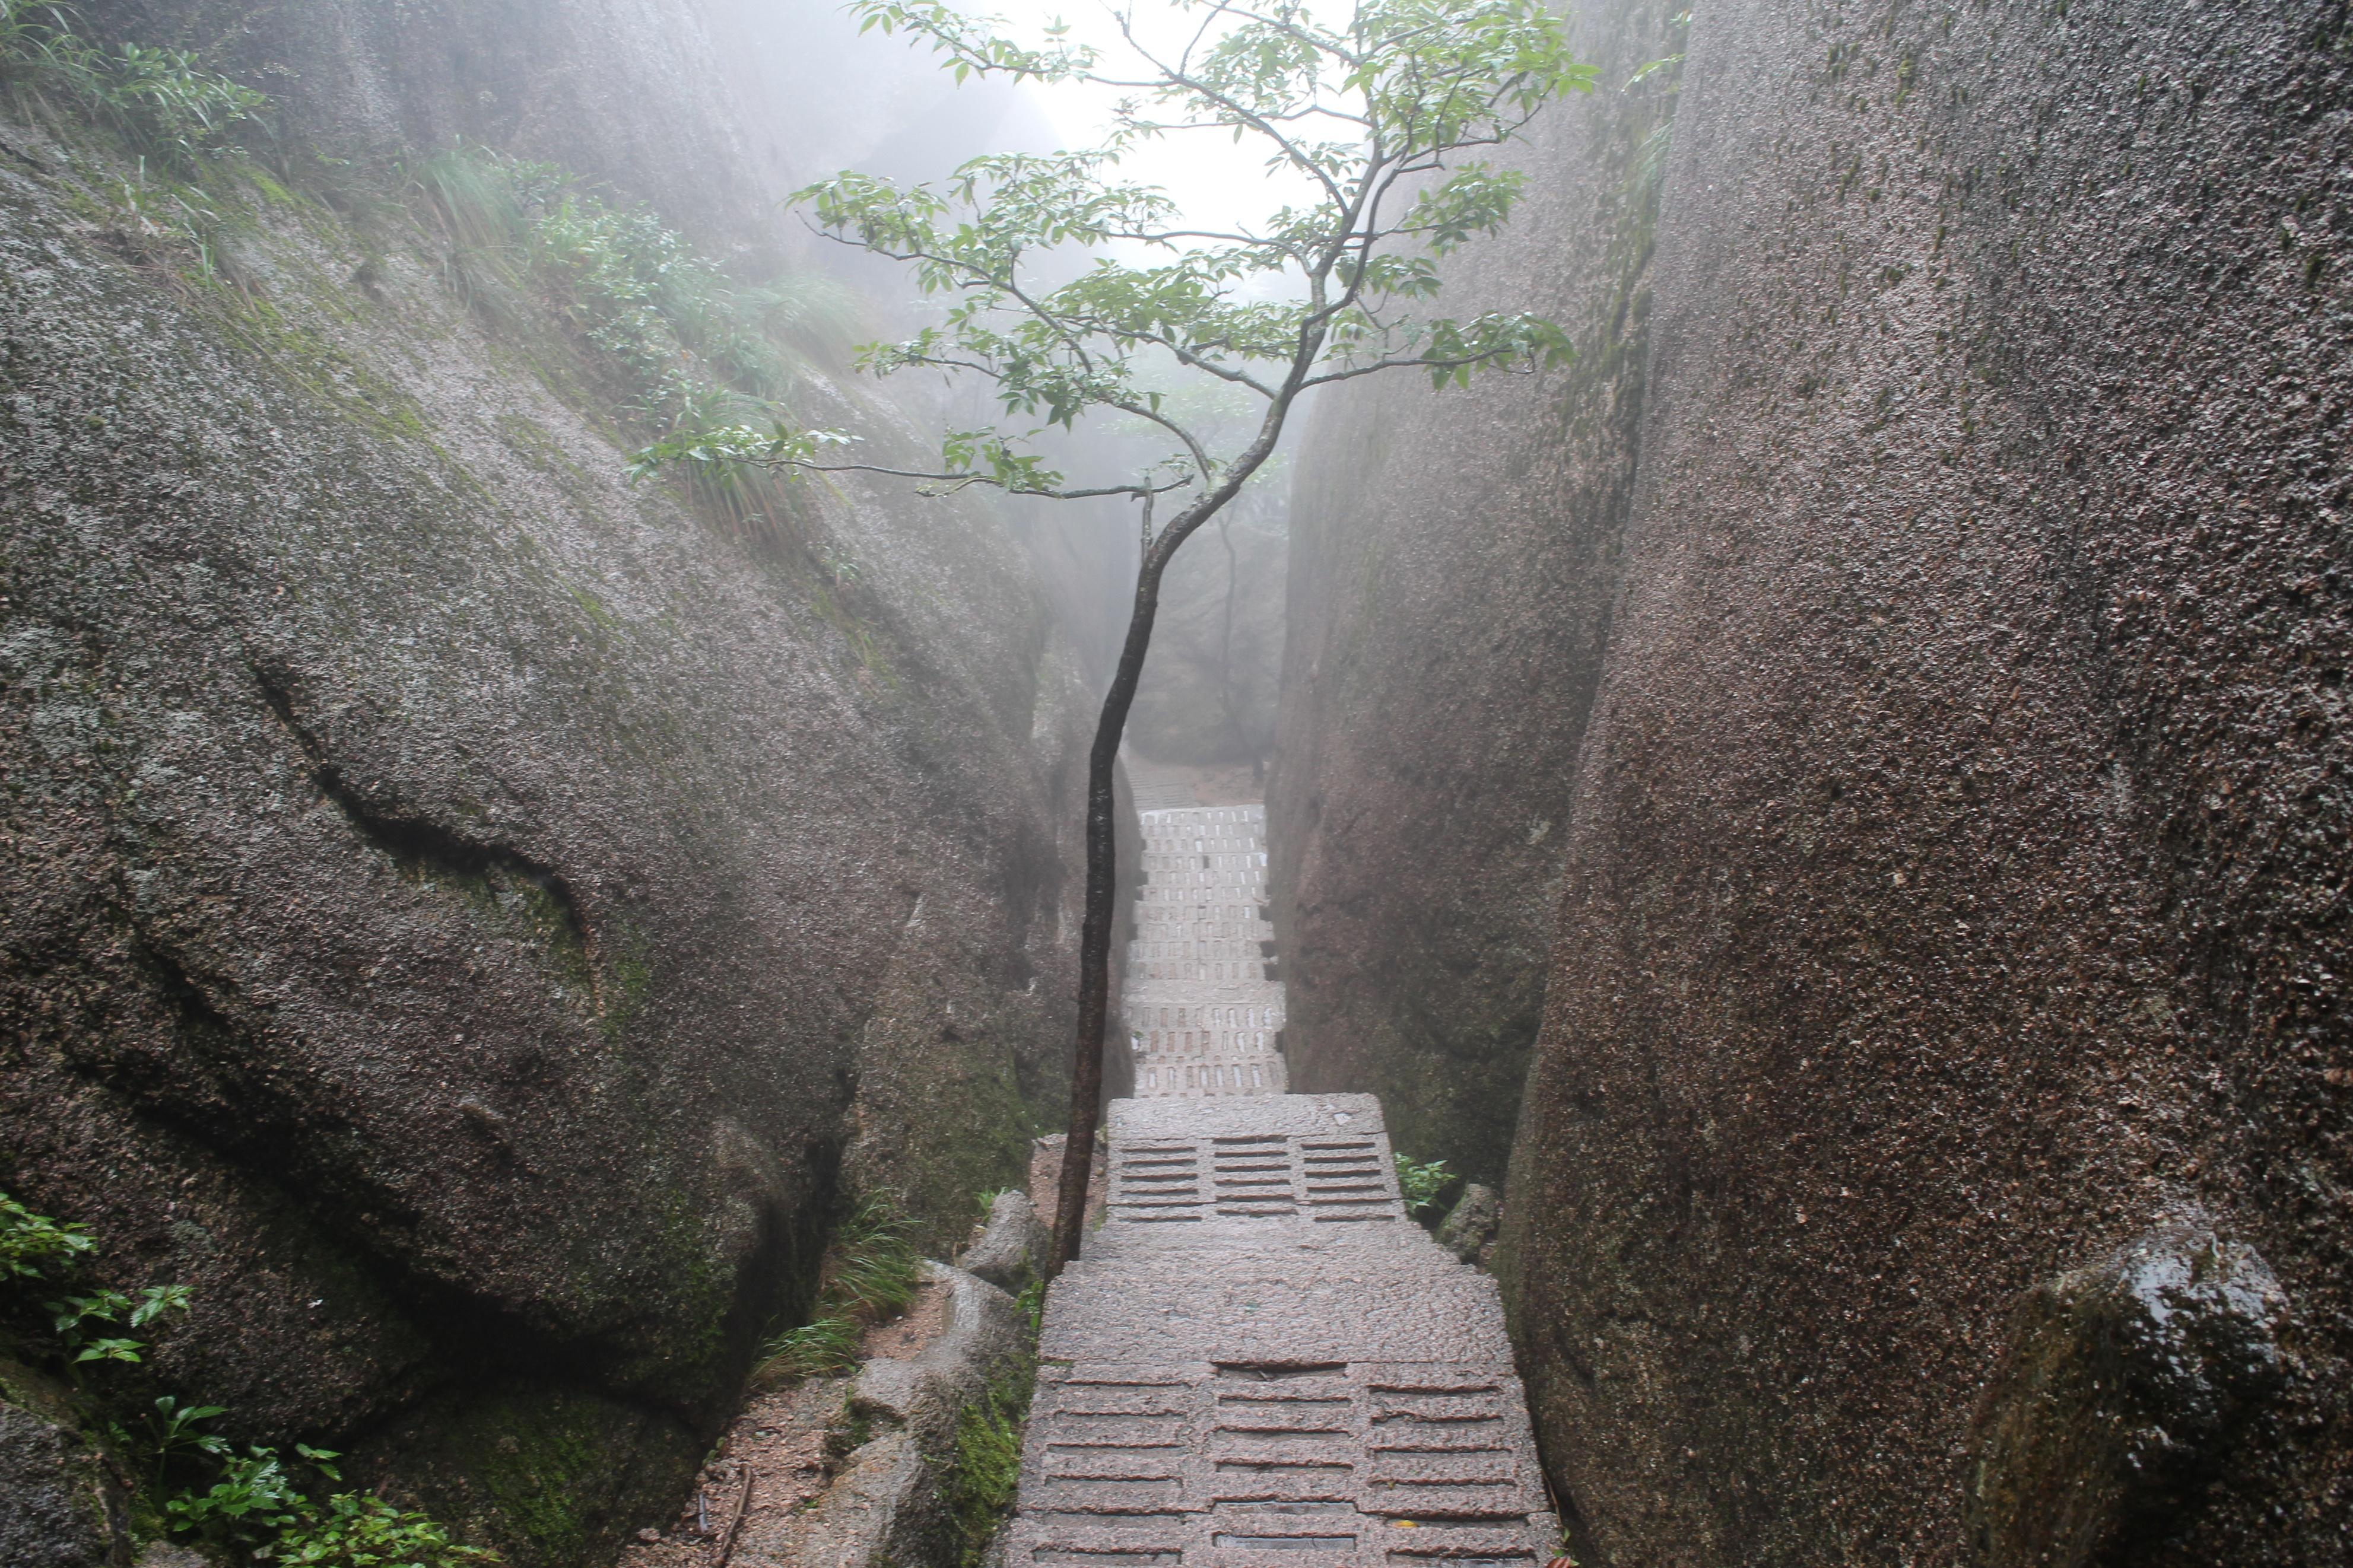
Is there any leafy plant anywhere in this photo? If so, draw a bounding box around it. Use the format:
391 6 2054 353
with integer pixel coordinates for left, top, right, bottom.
640 0 1596 1271
1395 1154 1455 1221
169 1441 493 1567
99 40 269 161
0 1191 94 1280
1623 9 1689 195
49 1282 190 1365
404 145 845 544
0 1 267 164
755 1192 923 1382
146 1395 230 1487
262 1490 496 1568
1 1197 488 1566
169 1445 314 1541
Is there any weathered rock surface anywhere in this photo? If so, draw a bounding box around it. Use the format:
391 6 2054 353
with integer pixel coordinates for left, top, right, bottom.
0 1392 117 1568
1436 1182 1501 1266
1964 1220 2288 1568
958 1190 1052 1295
1488 0 2353 1561
1267 0 1683 1183
782 1264 1030 1568
1275 0 2351 1559
0 5 1094 1563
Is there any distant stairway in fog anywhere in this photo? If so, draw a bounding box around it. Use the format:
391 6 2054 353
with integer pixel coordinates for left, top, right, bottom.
1123 801 1287 1099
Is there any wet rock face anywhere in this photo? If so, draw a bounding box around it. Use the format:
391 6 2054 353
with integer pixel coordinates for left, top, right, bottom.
1436 1184 1501 1266
0 1397 116 1568
0 5 1091 1561
1965 1222 2287 1568
1268 0 1684 1184
1484 0 2353 1561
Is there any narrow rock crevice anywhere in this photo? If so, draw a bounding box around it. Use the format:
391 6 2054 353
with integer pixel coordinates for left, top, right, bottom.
250 657 593 956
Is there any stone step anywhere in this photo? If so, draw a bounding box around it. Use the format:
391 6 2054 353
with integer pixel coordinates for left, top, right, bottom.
1011 1095 1556 1568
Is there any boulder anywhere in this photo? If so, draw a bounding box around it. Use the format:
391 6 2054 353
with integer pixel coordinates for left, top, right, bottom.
1964 1223 2288 1568
797 1263 1030 1568
960 1191 1052 1295
0 1395 118 1568
1436 1184 1501 1265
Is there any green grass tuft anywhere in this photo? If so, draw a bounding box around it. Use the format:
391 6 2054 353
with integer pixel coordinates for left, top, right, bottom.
754 1192 922 1382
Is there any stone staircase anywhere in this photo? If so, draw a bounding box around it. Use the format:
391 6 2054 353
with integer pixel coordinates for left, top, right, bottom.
1008 798 1557 1568
1123 800 1287 1099
1011 1095 1556 1568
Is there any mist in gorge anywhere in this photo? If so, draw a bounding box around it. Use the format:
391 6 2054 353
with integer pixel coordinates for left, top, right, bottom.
1 2 2347 1568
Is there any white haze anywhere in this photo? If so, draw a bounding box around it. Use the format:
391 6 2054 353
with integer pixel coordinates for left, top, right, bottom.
986 0 1334 265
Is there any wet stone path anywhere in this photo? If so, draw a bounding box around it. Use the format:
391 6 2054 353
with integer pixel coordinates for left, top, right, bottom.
1123 803 1287 1099
1009 800 1557 1568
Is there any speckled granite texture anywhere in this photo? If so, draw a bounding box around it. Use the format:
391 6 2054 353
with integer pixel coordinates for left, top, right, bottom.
1268 0 1687 1185
1488 0 2352 1563
1275 0 2350 1559
0 4 1097 1561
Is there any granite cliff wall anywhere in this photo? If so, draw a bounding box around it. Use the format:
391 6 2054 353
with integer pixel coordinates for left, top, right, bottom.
0 4 1094 1563
1268 0 1684 1182
1279 0 2352 1559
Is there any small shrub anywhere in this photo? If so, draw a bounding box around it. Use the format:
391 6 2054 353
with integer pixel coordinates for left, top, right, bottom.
266 1491 497 1568
1395 1154 1455 1222
171 1442 496 1567
169 1444 313 1541
145 1395 230 1487
0 2 267 164
0 1191 94 1280
0 1195 493 1566
49 1281 189 1366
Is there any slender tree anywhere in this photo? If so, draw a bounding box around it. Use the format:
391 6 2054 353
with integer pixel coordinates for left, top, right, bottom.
643 0 1594 1273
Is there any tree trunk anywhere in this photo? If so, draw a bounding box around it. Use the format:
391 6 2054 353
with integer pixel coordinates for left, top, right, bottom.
1046 381 1310 1276
1046 552 1169 1273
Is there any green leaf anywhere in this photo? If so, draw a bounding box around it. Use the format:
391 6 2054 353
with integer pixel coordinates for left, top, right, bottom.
736 0 1587 506
76 1337 145 1363
0 1192 95 1281
129 1282 192 1328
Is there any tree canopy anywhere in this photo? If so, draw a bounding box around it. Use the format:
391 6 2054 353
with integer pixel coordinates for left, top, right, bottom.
640 0 1594 515
640 0 1598 1273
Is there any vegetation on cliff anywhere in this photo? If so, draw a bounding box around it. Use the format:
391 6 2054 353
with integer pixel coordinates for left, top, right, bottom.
0 2 1091 1561
1 1193 491 1567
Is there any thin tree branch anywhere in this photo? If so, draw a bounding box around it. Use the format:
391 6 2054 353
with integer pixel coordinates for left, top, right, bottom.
757 457 1195 502
1300 349 1545 389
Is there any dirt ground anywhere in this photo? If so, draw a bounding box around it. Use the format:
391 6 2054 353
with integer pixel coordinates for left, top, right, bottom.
612 1277 950 1568
617 1136 1094 1568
